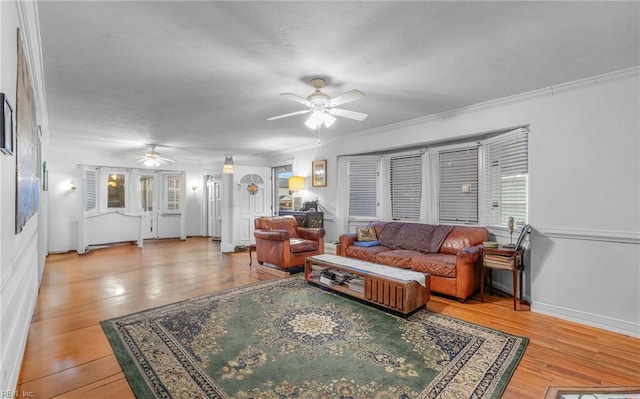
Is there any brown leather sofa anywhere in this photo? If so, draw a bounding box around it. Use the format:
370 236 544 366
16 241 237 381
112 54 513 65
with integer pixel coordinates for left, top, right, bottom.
338 222 488 302
254 215 326 271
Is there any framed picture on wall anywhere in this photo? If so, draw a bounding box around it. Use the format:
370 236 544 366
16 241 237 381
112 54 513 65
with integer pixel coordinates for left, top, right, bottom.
0 93 14 155
312 159 327 187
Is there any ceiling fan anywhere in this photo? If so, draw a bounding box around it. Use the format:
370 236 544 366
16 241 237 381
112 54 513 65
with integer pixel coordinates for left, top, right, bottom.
138 144 174 167
267 78 368 129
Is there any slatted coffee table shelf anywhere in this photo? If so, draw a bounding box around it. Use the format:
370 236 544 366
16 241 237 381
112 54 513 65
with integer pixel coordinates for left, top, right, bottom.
305 254 430 315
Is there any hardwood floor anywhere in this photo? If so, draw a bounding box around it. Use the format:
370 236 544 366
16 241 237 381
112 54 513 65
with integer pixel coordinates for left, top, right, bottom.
17 237 640 398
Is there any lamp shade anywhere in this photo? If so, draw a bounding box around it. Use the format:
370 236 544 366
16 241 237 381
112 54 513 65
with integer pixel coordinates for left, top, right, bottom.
223 154 234 174
288 176 305 190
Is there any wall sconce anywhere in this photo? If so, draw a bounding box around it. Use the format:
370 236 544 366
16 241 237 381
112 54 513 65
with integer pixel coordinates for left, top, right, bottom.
70 183 77 191
192 185 198 191
223 154 234 174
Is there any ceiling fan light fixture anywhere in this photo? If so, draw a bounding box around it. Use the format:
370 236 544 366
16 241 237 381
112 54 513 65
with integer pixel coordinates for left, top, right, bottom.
305 111 336 130
138 144 173 167
268 77 367 128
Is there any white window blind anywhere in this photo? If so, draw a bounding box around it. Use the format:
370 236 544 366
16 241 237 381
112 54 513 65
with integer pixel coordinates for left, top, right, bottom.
438 147 479 223
348 158 378 218
483 128 529 227
390 153 422 221
167 175 181 211
84 169 97 212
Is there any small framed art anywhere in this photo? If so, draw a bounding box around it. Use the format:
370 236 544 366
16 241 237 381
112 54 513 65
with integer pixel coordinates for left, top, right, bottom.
312 159 327 187
1 93 14 155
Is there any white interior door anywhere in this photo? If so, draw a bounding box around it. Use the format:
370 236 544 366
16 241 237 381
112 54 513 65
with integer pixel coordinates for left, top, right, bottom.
139 174 157 239
237 168 272 245
207 178 222 238
156 172 185 239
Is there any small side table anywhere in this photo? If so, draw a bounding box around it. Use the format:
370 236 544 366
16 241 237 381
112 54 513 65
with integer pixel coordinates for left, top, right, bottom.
480 245 526 310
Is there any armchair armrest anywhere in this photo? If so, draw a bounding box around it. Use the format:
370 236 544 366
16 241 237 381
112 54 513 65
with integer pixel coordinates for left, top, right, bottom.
254 229 290 241
297 227 326 241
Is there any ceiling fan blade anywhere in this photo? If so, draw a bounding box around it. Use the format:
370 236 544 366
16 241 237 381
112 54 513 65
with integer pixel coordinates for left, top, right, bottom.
328 108 368 121
267 109 311 121
280 93 313 107
330 89 364 106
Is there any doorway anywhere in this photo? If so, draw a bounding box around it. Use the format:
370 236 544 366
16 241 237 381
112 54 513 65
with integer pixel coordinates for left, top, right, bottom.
207 176 222 239
139 175 157 239
272 164 293 215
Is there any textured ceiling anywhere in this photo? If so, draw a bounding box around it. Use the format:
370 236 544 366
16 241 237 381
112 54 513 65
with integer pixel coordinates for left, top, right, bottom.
37 1 640 164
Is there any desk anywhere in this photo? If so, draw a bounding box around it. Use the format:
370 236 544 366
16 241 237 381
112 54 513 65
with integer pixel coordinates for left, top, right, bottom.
481 245 526 310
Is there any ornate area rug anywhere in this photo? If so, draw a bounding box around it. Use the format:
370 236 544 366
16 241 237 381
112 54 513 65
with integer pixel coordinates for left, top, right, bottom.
101 277 528 399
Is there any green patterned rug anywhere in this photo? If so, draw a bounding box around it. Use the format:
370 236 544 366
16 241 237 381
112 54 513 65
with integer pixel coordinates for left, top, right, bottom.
101 277 527 398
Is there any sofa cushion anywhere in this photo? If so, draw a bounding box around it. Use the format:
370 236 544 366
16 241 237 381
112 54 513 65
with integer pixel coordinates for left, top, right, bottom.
411 253 457 278
289 238 318 253
440 226 489 255
345 245 389 262
374 250 421 269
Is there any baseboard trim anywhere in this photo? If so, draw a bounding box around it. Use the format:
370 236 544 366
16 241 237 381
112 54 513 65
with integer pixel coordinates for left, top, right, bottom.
532 301 640 338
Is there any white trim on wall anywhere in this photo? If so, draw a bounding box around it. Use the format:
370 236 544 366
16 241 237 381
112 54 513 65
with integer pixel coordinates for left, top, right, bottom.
537 227 640 244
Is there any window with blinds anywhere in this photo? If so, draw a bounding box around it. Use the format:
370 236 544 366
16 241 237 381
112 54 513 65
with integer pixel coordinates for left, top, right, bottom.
348 158 378 218
483 128 529 227
390 153 422 221
166 175 181 211
438 147 479 224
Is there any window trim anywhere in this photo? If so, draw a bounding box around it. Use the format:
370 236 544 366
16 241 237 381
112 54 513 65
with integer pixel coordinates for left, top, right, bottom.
99 168 130 213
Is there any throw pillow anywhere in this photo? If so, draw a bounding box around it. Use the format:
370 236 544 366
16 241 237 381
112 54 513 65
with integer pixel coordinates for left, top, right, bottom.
354 240 380 247
356 226 377 241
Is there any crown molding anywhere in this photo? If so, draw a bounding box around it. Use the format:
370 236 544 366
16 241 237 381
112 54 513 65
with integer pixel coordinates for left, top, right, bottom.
290 66 640 152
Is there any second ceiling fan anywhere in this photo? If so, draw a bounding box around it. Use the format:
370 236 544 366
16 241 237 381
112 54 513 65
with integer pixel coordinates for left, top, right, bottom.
267 78 368 129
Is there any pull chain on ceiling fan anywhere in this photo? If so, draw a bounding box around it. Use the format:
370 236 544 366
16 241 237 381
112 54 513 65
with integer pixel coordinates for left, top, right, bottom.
267 78 368 129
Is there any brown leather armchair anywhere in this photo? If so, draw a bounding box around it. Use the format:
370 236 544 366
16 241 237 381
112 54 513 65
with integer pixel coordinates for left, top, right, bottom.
254 216 326 272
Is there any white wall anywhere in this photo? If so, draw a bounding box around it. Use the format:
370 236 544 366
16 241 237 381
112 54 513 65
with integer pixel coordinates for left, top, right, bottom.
0 0 45 391
45 142 205 253
269 68 640 337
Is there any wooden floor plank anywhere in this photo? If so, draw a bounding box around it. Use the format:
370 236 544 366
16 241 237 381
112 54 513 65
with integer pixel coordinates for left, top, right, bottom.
17 355 123 398
16 237 640 398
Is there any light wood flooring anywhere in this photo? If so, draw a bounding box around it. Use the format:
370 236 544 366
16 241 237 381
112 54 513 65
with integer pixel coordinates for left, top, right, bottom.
17 237 640 398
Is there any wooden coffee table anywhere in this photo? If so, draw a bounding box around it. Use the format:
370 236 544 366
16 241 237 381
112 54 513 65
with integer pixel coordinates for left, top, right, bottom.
305 254 430 315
